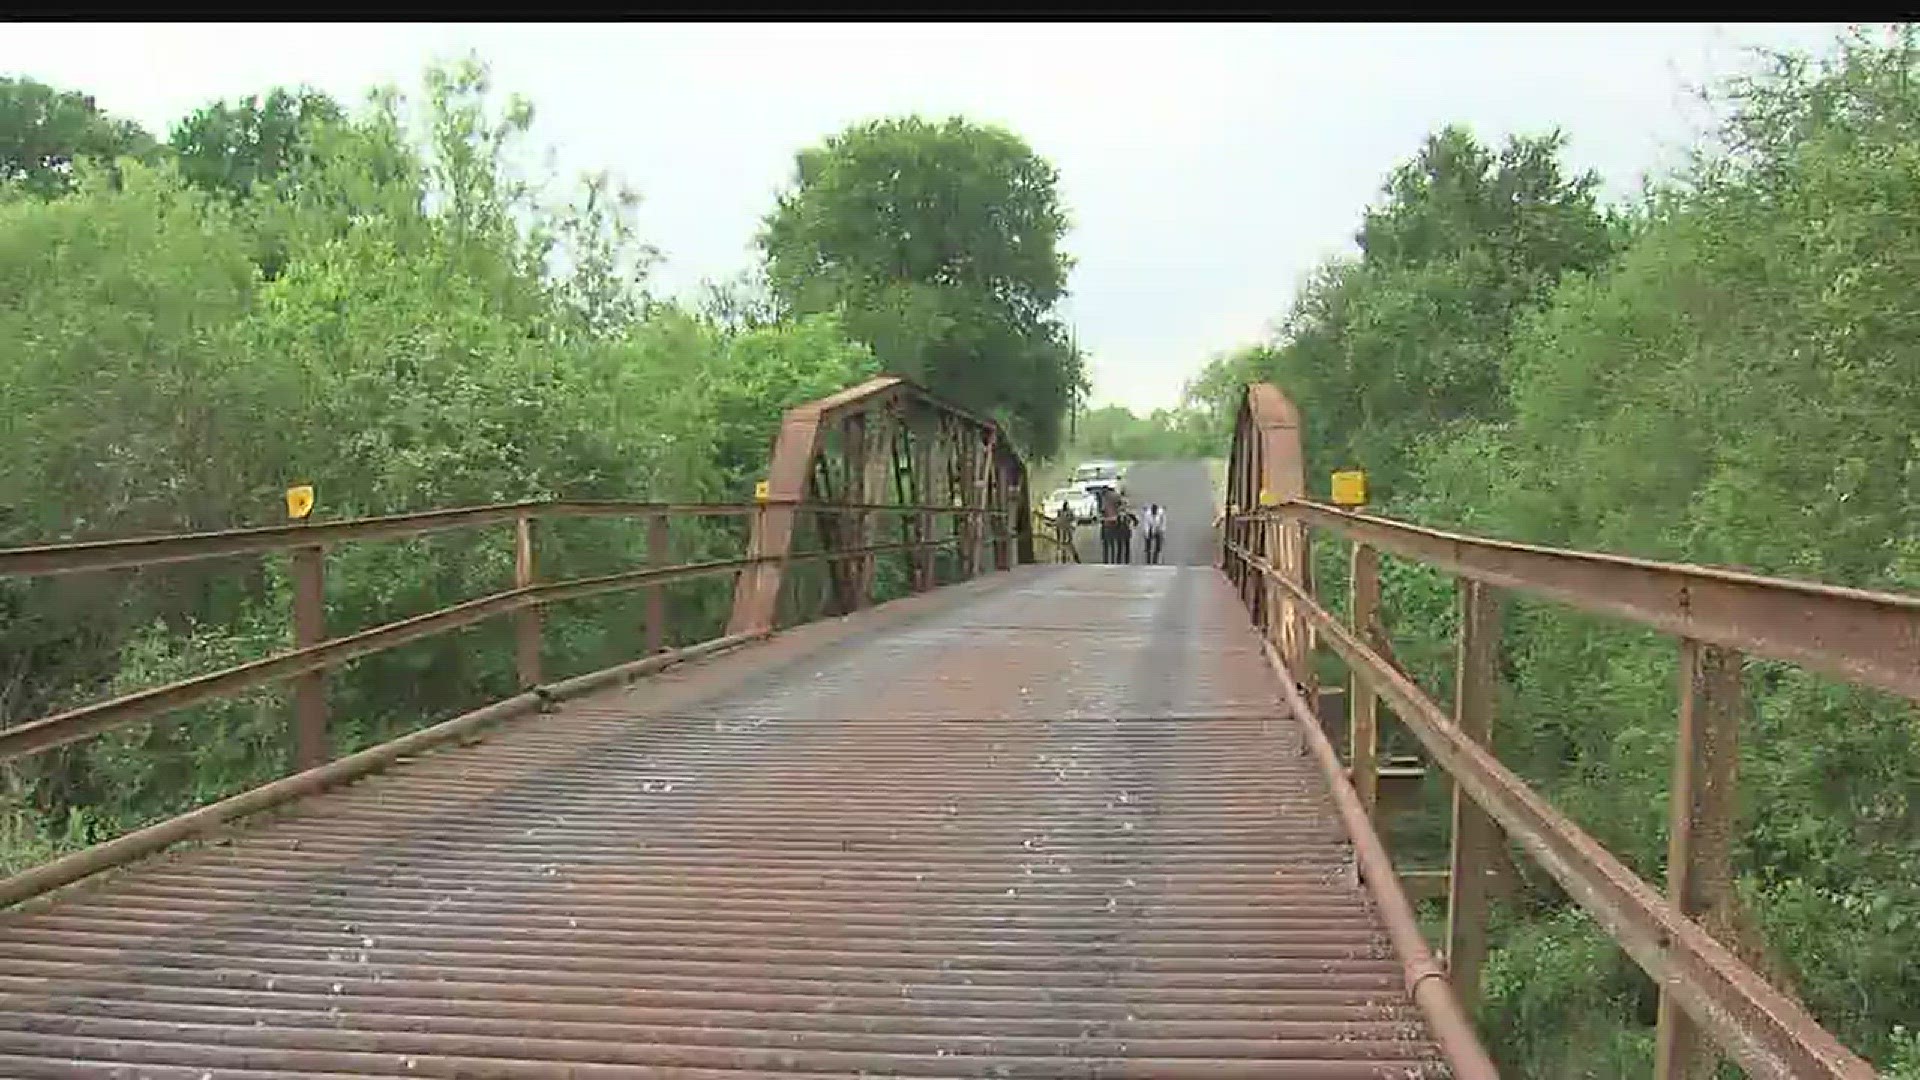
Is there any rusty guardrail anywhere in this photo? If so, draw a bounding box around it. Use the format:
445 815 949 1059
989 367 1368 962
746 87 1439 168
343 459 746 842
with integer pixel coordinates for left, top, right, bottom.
2 502 1017 905
1 500 1013 766
1222 381 1886 1080
0 376 1035 909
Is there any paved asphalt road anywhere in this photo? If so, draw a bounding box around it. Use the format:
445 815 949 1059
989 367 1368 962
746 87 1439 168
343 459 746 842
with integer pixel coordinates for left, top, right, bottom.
1066 460 1219 567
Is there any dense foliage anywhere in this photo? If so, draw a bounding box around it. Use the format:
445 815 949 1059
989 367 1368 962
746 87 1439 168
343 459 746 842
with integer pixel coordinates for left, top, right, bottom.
1059 403 1216 462
760 117 1086 458
0 63 1074 870
0 75 156 197
1187 27 1920 1076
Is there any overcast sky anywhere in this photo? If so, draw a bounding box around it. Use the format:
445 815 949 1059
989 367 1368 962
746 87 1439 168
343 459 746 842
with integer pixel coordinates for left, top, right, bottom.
0 22 1853 412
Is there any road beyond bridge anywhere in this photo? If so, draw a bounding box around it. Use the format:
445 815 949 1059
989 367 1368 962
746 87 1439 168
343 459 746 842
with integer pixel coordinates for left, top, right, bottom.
1068 459 1221 567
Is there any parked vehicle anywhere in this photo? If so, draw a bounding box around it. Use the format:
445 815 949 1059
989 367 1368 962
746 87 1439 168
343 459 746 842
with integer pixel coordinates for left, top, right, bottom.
1043 487 1098 524
1069 460 1126 498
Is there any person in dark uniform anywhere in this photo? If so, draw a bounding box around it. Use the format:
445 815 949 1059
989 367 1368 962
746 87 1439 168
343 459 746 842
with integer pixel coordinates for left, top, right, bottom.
1096 486 1120 563
1115 499 1138 564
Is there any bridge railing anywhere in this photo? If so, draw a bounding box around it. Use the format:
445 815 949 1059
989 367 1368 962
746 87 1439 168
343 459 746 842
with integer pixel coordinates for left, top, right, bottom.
1223 383 1890 1080
0 375 1037 909
0 497 1015 907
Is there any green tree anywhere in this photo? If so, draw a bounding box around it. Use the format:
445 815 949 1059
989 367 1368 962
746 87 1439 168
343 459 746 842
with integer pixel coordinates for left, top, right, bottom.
1192 27 1920 1076
698 267 780 333
168 87 345 202
758 116 1084 457
1066 403 1215 462
0 56 889 876
1223 126 1616 504
0 76 155 197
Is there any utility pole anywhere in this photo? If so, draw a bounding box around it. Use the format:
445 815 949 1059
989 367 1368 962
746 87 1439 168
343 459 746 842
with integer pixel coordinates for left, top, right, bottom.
1069 327 1081 445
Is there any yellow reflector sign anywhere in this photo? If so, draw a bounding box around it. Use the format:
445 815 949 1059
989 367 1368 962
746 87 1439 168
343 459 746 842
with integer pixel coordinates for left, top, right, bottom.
1331 470 1368 507
285 485 315 520
1258 489 1280 507
753 479 771 502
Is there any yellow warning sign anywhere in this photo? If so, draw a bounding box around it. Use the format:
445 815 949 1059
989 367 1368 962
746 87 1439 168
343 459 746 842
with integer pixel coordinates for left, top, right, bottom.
1331 470 1368 507
753 479 771 502
1257 489 1280 508
285 484 315 520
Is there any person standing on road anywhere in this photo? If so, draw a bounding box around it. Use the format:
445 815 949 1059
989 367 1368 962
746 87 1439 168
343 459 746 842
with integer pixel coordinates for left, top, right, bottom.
1115 499 1138 564
1142 503 1167 565
1097 487 1121 564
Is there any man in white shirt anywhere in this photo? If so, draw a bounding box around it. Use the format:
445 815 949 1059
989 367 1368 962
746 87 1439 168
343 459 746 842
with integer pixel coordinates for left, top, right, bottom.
1142 503 1167 565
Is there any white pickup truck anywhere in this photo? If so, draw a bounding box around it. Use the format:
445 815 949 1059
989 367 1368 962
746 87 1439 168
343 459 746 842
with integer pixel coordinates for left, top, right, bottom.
1041 487 1099 524
1068 460 1126 501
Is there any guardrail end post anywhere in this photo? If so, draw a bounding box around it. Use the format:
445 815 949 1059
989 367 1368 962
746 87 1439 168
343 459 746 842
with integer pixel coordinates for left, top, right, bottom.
290 544 328 771
645 514 669 654
1655 639 1743 1080
1446 577 1503 1014
514 514 542 689
1349 542 1381 819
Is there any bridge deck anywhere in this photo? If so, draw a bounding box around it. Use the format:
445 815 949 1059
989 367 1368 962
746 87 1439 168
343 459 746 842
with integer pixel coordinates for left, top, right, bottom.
0 565 1443 1078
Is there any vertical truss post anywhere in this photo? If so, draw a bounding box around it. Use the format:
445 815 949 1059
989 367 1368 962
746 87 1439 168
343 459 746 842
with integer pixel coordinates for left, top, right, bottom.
913 411 935 591
842 413 870 612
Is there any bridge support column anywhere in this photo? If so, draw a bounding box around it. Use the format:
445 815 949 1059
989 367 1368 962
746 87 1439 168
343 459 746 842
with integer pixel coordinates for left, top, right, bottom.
1654 640 1743 1080
1446 578 1503 1012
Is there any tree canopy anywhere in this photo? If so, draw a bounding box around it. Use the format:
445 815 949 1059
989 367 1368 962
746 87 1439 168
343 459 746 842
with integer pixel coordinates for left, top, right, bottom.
759 116 1084 457
1190 124 1617 504
0 76 154 197
168 86 345 202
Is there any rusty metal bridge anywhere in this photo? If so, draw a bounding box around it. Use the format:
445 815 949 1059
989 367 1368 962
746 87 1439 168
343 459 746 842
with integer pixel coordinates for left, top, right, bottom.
0 377 1904 1078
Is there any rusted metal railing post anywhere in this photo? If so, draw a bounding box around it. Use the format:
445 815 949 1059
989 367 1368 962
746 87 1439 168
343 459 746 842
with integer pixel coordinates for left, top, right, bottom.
1446 577 1503 1011
1655 639 1744 1080
644 514 669 655
290 545 328 771
513 515 541 689
1349 542 1380 818
1297 521 1319 705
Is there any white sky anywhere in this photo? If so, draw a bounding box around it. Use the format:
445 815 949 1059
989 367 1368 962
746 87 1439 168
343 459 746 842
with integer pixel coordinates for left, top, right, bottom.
0 22 1852 412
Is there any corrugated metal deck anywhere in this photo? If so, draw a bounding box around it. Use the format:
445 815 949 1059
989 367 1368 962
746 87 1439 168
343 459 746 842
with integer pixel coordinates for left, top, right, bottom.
0 565 1445 1078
